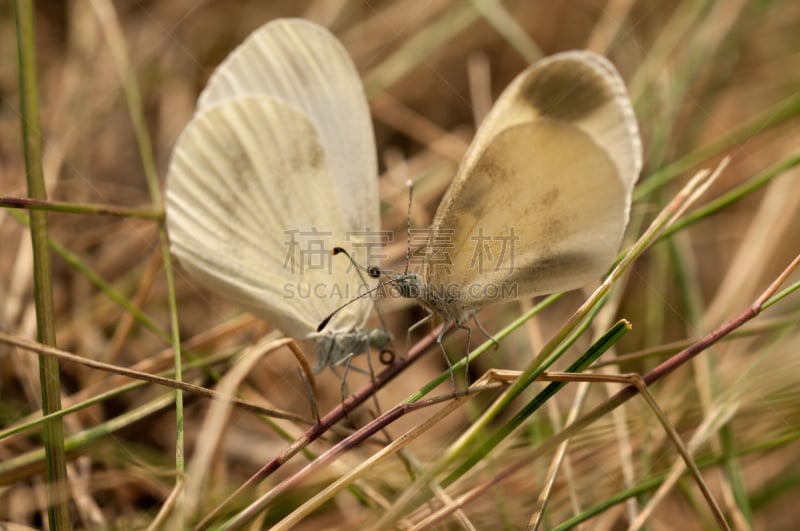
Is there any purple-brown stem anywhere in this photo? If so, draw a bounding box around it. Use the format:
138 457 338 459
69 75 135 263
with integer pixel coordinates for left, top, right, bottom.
195 322 443 530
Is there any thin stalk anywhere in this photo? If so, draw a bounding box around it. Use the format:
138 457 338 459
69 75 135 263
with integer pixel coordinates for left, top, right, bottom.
0 332 308 425
0 394 177 486
660 151 800 240
13 0 71 527
443 320 630 486
635 91 800 200
552 432 800 530
5 208 170 341
88 0 187 517
0 196 163 219
194 327 441 529
363 1 480 99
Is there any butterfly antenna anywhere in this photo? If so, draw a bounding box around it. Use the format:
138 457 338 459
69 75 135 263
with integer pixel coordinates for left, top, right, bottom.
321 180 418 333
404 179 414 275
317 279 396 332
331 247 389 332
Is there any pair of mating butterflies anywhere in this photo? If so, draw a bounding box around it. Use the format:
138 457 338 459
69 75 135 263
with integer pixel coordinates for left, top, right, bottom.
166 18 642 374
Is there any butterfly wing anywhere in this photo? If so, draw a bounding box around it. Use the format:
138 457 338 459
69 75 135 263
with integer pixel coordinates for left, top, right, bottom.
425 51 642 317
197 18 378 234
166 97 372 338
168 19 381 338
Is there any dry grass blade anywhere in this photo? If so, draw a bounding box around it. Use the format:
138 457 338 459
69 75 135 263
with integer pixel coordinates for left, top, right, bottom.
2 1 799 529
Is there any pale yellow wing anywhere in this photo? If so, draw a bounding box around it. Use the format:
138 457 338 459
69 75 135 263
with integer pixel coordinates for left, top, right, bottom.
166 97 372 338
425 51 641 317
197 18 378 234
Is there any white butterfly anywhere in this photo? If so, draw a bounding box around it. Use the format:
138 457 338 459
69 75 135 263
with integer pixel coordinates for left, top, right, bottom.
391 50 642 359
166 19 391 374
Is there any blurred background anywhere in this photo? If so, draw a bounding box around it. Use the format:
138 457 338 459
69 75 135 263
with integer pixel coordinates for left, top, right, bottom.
1 0 799 529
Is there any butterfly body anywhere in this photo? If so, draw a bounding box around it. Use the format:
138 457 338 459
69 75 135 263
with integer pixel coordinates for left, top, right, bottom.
313 328 393 373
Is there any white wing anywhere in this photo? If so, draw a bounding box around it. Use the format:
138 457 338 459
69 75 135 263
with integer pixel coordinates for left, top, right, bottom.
197 18 378 234
166 97 373 338
425 51 642 318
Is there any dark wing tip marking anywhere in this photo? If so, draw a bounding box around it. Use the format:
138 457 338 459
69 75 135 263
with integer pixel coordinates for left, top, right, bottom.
522 57 614 122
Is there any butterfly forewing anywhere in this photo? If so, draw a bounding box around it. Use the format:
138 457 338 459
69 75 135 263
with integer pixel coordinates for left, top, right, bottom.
167 97 370 338
423 51 641 319
197 19 379 234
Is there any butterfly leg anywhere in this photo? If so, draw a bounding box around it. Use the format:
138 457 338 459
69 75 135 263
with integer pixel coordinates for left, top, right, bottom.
473 315 499 350
338 352 357 406
435 320 456 391
364 336 382 415
406 310 434 357
297 367 321 423
454 321 473 387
